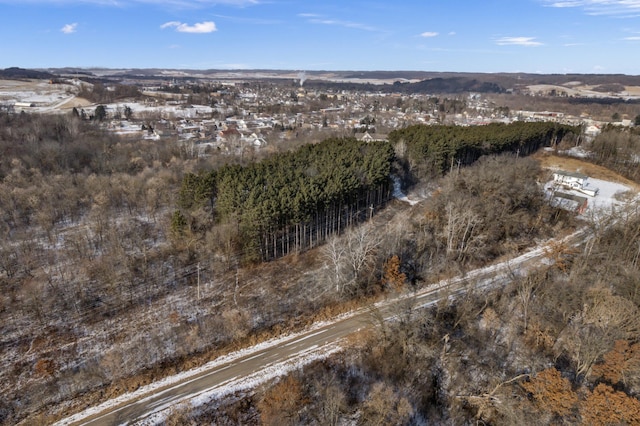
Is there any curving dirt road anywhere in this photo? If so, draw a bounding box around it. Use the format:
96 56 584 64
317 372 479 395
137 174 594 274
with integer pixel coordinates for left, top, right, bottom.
56 230 583 426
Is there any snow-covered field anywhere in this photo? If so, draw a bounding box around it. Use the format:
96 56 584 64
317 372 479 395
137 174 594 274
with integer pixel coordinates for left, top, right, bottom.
0 79 215 120
582 177 635 213
0 80 77 110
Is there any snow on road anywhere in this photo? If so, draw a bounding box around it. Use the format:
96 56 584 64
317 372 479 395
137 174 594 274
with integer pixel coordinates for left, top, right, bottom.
55 224 584 425
54 313 358 426
137 344 343 425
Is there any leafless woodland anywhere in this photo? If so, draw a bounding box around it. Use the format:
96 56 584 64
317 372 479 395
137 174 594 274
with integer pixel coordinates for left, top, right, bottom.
1 105 640 425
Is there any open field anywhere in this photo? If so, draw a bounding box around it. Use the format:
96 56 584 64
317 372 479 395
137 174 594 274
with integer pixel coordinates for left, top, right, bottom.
526 83 640 100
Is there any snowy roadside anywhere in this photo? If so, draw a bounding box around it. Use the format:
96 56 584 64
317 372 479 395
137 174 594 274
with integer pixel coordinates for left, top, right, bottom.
136 343 344 425
53 312 359 426
54 226 587 425
134 225 592 425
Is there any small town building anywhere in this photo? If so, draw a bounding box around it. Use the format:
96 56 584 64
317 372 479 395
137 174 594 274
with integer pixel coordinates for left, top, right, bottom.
356 131 388 142
551 191 588 214
552 170 599 197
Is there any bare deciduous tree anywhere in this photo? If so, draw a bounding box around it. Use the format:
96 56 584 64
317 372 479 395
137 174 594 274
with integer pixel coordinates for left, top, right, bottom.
443 200 481 260
362 382 413 426
323 223 382 295
517 270 546 333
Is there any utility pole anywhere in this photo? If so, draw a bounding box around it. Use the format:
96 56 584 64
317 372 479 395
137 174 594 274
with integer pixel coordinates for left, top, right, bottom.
234 260 239 307
197 262 201 301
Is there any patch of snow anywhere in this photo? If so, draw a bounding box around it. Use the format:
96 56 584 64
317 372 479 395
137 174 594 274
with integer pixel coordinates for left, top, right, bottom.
392 176 419 205
579 177 637 219
561 146 592 159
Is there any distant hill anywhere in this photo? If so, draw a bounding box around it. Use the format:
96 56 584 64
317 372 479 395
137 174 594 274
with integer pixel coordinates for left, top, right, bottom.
0 67 56 80
304 76 505 94
393 77 505 94
25 67 640 95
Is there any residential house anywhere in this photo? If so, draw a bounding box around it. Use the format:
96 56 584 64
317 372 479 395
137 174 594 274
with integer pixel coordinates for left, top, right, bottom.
552 170 599 197
553 170 587 189
243 133 267 147
219 127 242 144
356 131 389 142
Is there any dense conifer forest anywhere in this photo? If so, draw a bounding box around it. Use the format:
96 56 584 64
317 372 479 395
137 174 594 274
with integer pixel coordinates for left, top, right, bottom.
389 121 579 178
177 138 395 261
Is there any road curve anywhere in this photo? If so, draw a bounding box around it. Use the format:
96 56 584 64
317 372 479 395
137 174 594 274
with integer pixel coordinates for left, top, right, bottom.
57 230 584 426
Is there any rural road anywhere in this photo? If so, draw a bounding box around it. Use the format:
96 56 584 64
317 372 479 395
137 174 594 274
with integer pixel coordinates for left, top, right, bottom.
58 230 583 426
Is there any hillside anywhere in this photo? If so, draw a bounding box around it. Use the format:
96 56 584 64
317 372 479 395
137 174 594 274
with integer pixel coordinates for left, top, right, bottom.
18 67 640 97
0 67 56 80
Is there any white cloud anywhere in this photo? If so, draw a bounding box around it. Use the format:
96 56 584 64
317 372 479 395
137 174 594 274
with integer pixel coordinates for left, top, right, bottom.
161 21 217 33
542 0 640 17
161 20 181 28
308 18 378 32
420 31 438 38
448 31 456 36
496 36 543 46
61 23 78 34
624 36 640 40
301 13 381 32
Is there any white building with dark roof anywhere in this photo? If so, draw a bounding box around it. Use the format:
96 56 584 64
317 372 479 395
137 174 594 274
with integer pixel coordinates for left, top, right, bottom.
552 170 599 197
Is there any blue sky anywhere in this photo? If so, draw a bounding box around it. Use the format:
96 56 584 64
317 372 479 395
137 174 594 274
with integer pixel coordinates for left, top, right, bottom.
0 0 639 74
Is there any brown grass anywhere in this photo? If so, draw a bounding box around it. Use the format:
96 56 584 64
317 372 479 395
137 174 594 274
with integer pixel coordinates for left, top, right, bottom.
532 151 640 191
58 97 93 109
623 86 640 96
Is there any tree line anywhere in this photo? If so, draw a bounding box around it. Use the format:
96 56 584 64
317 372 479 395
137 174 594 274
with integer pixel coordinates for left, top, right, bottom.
77 82 141 104
586 126 640 182
390 121 579 179
176 137 395 262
